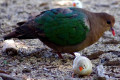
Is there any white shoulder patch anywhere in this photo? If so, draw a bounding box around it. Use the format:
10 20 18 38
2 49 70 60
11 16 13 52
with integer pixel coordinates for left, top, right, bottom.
84 18 90 29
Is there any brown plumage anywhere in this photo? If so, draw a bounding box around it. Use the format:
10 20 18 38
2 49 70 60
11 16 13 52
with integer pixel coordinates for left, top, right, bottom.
3 8 115 58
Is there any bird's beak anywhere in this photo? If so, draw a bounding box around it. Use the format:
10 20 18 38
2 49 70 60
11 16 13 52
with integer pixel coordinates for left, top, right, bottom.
110 26 115 36
79 67 83 71
73 3 76 7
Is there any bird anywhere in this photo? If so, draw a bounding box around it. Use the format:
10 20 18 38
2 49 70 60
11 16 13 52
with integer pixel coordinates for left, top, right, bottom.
72 52 92 76
3 7 115 58
73 0 83 8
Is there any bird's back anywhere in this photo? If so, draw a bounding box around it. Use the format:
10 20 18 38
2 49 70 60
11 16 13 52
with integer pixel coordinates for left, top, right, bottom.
34 8 90 46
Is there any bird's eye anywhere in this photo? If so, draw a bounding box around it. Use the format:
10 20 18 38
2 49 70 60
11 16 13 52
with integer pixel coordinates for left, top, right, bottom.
107 20 111 24
83 65 86 69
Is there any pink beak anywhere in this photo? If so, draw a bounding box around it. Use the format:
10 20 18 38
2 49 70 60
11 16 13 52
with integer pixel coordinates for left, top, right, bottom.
111 27 115 36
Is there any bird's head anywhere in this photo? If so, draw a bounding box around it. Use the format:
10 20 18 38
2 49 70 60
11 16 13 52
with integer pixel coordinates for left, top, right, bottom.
73 0 82 8
78 62 86 72
98 13 115 36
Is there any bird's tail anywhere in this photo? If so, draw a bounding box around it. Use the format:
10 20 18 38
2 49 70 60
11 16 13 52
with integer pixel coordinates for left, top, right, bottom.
74 52 81 57
3 31 19 40
3 28 38 40
3 21 38 40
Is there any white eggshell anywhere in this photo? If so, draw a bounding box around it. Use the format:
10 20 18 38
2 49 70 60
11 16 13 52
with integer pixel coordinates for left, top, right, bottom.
2 39 16 52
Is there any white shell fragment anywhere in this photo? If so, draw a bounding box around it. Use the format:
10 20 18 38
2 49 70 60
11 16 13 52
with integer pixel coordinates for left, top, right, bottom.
97 65 110 79
2 39 17 52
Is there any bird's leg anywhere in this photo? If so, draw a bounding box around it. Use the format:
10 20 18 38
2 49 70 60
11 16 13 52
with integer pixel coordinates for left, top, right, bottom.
56 52 63 59
52 51 63 59
72 72 75 78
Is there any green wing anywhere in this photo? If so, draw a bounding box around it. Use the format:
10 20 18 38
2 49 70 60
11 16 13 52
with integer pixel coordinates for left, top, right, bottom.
35 8 90 46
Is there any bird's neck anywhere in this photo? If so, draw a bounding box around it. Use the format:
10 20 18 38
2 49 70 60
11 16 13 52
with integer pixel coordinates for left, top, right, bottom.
87 13 107 43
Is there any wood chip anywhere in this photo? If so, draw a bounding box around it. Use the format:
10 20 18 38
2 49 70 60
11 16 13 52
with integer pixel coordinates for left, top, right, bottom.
103 40 120 44
0 70 8 74
87 51 104 59
0 73 22 80
103 61 120 66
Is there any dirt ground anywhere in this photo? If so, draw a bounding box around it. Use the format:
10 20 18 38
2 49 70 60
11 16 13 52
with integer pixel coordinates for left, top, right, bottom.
0 0 120 80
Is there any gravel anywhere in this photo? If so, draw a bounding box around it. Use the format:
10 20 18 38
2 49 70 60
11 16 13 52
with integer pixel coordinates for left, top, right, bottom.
0 0 120 80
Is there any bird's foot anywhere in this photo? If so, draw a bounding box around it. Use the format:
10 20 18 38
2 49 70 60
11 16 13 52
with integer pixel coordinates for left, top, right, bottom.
69 52 75 56
51 51 63 59
55 52 76 59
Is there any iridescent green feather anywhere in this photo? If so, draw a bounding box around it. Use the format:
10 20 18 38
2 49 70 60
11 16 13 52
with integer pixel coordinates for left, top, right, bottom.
35 8 90 46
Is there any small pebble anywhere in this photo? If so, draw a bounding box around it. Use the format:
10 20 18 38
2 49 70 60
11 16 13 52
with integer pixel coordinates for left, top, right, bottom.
22 68 31 73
